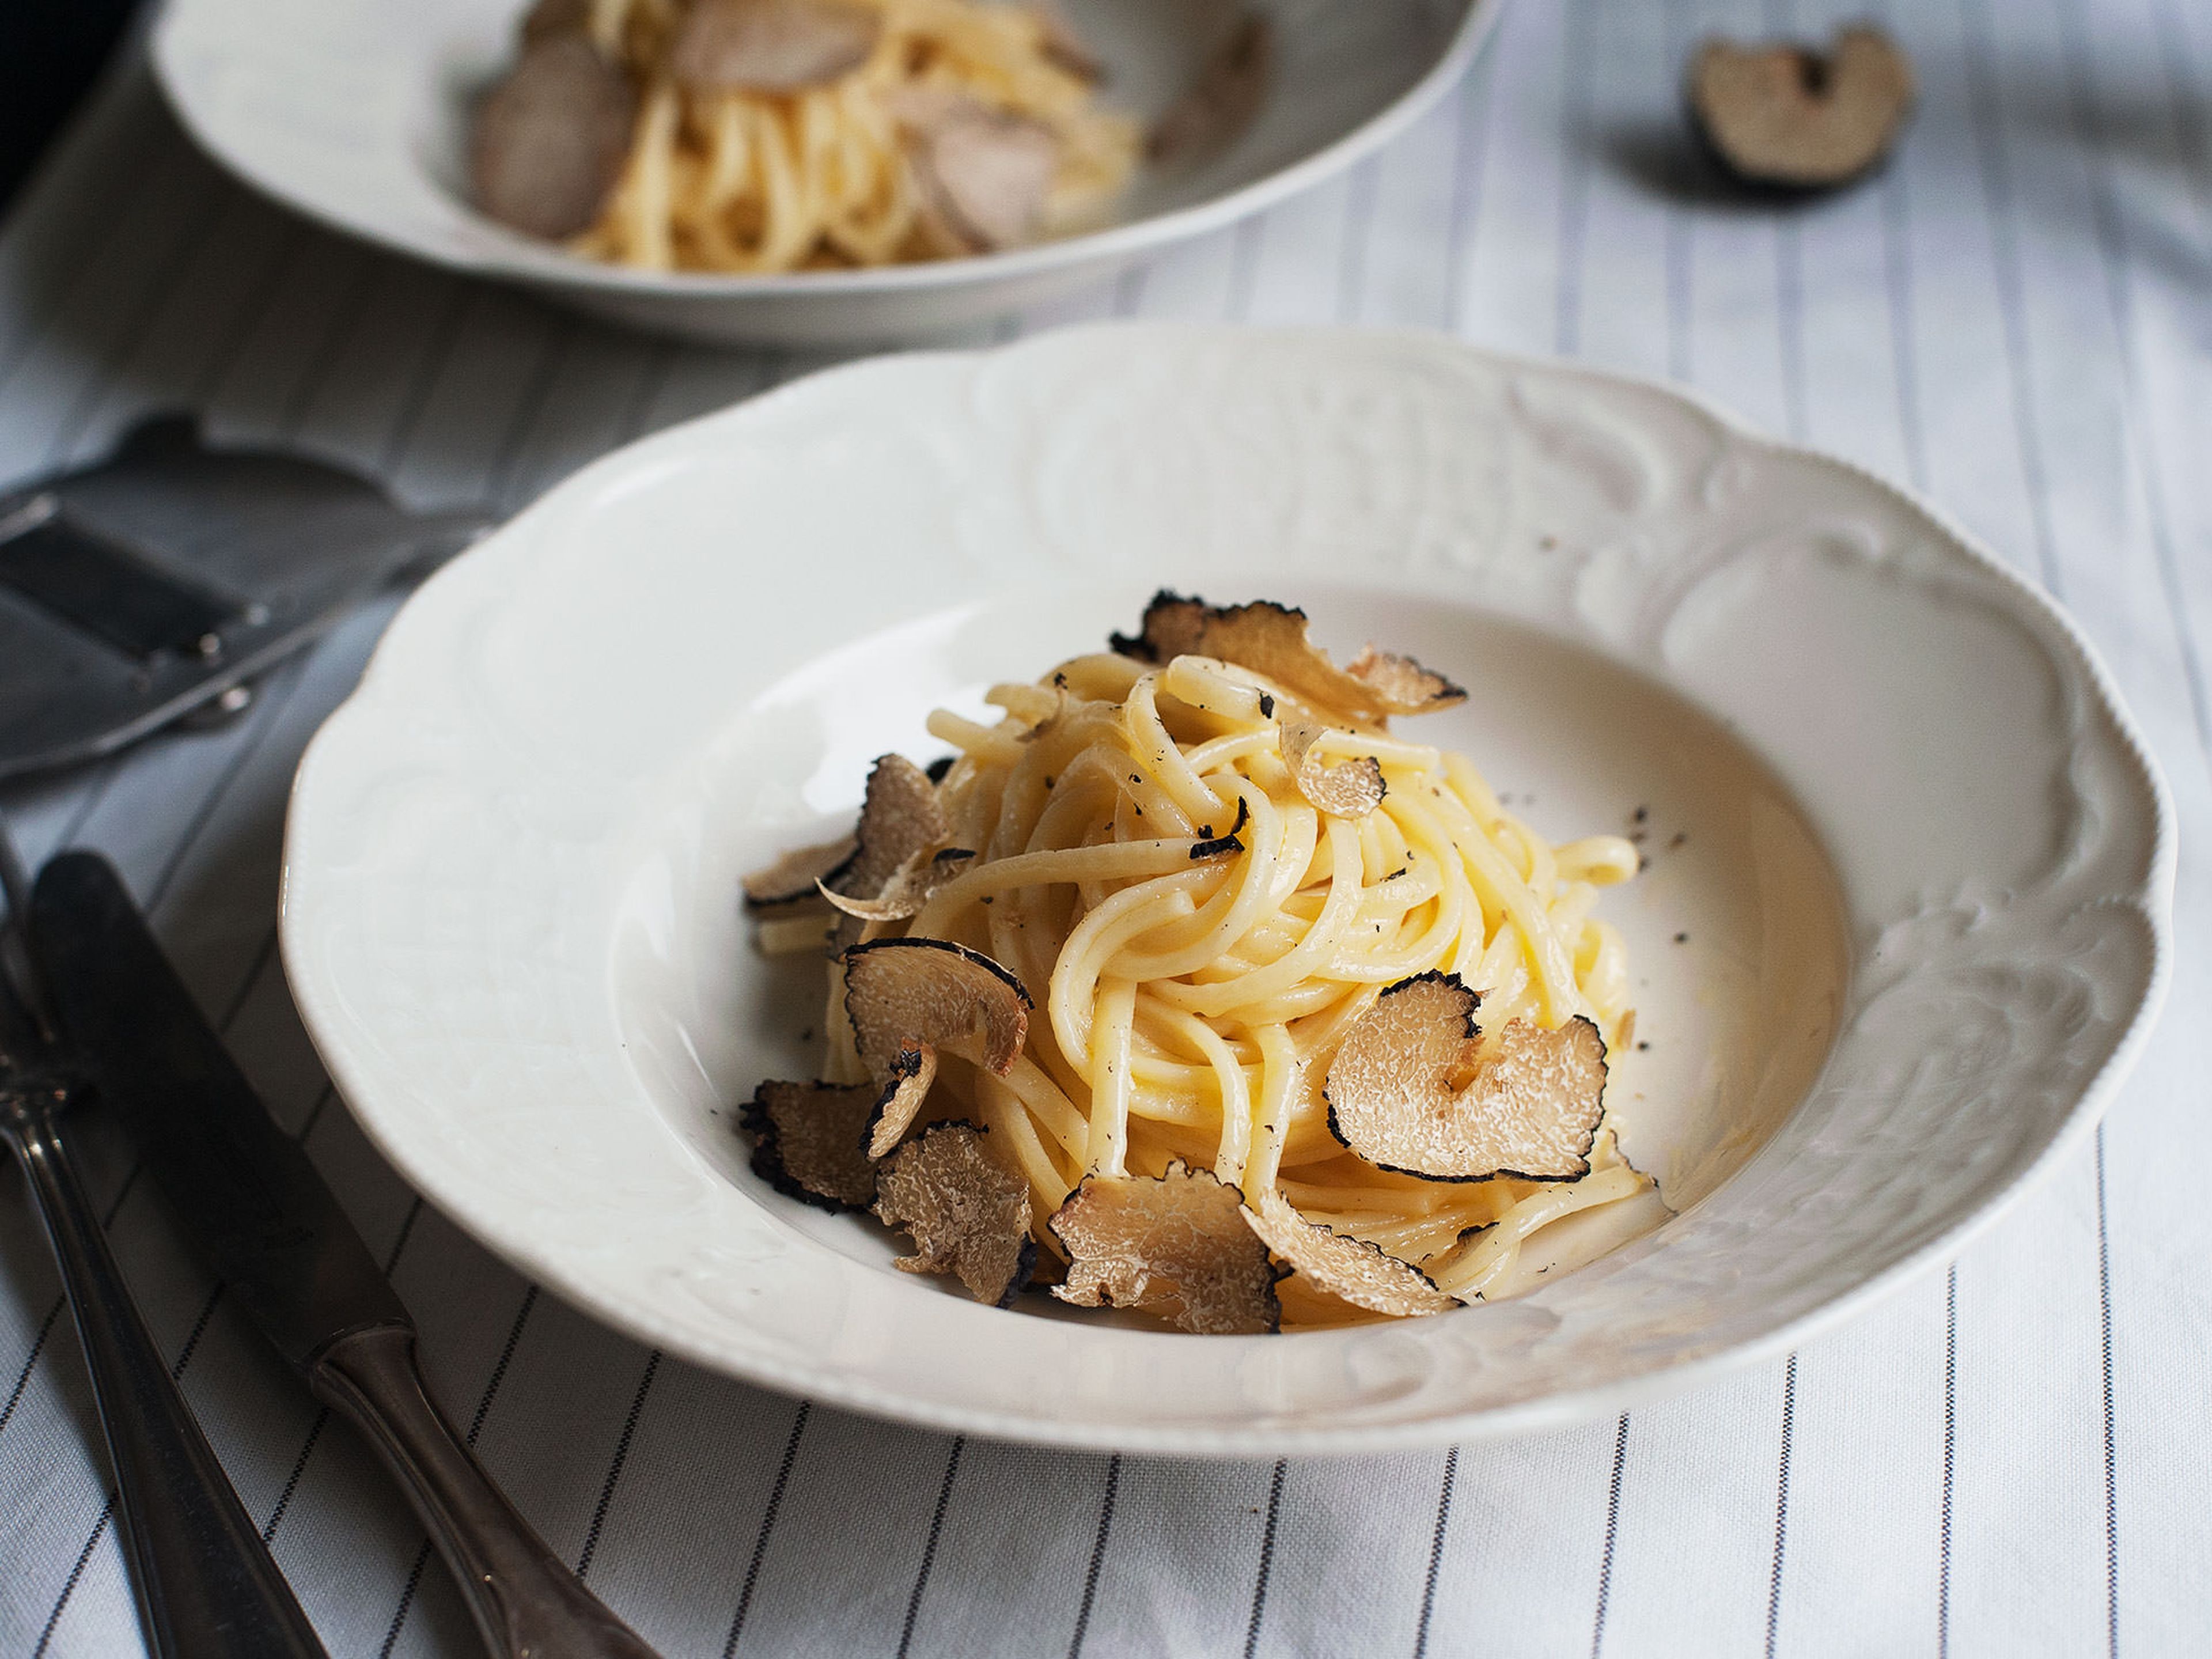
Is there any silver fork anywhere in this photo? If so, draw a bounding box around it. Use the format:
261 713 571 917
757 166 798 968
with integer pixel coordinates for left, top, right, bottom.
0 813 325 1659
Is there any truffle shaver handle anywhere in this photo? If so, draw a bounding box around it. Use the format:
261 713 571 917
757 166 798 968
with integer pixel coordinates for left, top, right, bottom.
310 1325 660 1659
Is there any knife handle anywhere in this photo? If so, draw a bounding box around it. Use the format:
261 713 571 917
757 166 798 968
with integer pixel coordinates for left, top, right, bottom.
5 1106 327 1659
309 1325 658 1659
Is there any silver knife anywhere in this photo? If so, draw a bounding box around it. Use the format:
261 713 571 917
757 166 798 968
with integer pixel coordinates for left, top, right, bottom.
29 851 659 1659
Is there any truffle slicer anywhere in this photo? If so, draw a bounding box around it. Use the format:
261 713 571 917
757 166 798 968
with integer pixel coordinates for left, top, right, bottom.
0 414 492 783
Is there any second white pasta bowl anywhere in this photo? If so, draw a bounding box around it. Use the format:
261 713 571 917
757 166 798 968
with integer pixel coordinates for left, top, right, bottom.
153 0 1498 345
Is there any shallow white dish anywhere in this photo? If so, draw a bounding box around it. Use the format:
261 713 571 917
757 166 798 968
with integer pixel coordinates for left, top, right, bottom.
282 325 2172 1456
153 0 1495 346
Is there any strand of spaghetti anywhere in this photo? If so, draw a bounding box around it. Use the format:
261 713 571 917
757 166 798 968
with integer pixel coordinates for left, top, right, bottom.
1147 1006 1255 1180
1556 835 1641 885
1122 675 1233 824
997 1052 1088 1166
971 1068 1074 1214
1146 817 1366 1018
1580 921 1631 1032
1108 786 1284 980
1178 730 1279 776
985 681 1062 722
1429 1164 1647 1299
1159 656 1272 722
915 835 1210 931
1324 868 1465 982
622 85 679 269
1283 984 1382 1063
1045 869 1212 1064
1086 978 1138 1174
1244 1024 1302 1192
1414 785 1584 1026
927 708 1028 767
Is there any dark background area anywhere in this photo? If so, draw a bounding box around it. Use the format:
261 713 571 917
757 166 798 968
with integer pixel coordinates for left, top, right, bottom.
2 0 141 211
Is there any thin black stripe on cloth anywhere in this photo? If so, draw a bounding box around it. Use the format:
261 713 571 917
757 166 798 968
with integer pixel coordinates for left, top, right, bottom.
1589 1415 1630 1659
2094 1134 2120 1659
1240 1460 1287 1659
577 1349 664 1579
1409 1448 1458 1659
894 1438 965 1659
1065 1453 1120 1659
1940 1268 1957 1658
1764 1355 1798 1659
721 1403 810 1658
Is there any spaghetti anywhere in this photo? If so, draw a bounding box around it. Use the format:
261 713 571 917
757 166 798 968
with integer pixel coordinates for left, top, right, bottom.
749 600 1652 1330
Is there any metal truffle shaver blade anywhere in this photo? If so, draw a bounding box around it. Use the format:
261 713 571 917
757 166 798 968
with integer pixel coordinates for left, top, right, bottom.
0 414 492 782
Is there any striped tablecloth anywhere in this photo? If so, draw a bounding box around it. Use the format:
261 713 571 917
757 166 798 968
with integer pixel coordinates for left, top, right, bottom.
3 0 2208 1653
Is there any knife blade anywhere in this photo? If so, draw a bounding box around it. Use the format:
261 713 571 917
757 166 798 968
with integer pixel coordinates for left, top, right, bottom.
31 851 660 1659
30 856 407 1368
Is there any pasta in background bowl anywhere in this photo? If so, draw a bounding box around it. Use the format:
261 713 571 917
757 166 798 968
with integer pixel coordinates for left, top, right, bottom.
153 0 1497 343
280 327 2172 1454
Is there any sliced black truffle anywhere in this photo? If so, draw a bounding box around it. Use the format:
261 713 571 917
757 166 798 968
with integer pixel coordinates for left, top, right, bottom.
860 1045 934 1158
743 834 859 907
1243 1190 1459 1317
1688 26 1915 190
1324 972 1608 1182
836 754 952 902
819 845 975 922
671 0 882 92
1280 721 1386 819
903 100 1063 252
1190 798 1249 860
1048 1161 1284 1334
741 1079 881 1212
843 938 1032 1157
471 35 635 240
1110 592 1466 723
873 1122 1038 1306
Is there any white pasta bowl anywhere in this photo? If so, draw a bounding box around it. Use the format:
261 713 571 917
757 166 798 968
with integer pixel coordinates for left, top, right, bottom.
281 325 2172 1455
152 0 1497 346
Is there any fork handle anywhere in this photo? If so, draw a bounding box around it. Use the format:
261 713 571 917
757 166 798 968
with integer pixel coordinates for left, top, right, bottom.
6 1105 327 1659
310 1324 658 1659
